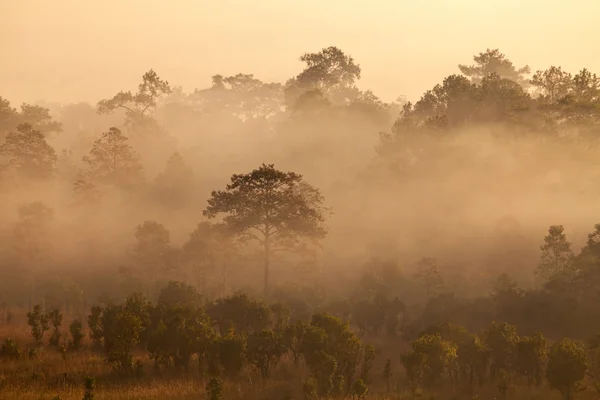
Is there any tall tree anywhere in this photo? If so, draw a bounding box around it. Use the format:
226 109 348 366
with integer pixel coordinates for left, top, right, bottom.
97 69 171 124
459 48 531 87
203 163 327 295
82 127 143 189
536 225 575 282
0 123 57 179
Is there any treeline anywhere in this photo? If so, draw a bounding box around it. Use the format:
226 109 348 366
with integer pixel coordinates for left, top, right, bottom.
10 282 376 399
4 281 600 400
1 46 600 342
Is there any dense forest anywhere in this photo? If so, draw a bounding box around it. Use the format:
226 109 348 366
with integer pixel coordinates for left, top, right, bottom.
1 47 600 399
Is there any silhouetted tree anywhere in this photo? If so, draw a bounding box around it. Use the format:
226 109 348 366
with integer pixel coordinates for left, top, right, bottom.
459 48 530 87
0 123 57 179
546 338 587 400
97 69 171 124
203 164 327 295
82 127 144 189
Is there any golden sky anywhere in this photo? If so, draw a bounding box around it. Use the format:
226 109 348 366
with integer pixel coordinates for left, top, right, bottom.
1 0 599 105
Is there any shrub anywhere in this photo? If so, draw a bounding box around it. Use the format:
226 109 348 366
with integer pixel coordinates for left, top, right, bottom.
69 319 84 351
1 338 21 360
27 304 50 343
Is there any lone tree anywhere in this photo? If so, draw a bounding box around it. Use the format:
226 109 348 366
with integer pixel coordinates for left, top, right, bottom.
203 163 327 295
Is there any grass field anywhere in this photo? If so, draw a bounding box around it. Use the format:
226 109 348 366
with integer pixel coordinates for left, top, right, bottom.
2 317 597 400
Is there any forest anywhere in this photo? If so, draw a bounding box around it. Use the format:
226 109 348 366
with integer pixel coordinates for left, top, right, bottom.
1 46 600 399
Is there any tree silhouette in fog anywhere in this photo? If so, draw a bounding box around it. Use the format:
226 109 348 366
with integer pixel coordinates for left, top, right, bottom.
203 164 327 295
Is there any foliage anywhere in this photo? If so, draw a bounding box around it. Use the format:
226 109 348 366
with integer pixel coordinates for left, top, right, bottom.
82 127 143 189
414 257 445 301
97 69 171 123
546 338 587 400
27 304 50 343
207 293 271 335
536 225 575 282
203 163 328 294
246 329 285 378
0 123 57 179
459 48 531 87
351 378 368 399
483 321 518 379
131 221 175 297
402 333 458 388
0 338 21 360
516 332 547 387
69 319 84 351
48 309 63 347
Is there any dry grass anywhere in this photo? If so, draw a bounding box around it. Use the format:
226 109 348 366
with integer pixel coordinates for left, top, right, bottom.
0 318 598 400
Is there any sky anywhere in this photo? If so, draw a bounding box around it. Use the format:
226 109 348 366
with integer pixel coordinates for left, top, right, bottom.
1 0 599 106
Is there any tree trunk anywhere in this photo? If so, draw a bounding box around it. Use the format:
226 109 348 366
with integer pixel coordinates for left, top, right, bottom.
264 235 270 297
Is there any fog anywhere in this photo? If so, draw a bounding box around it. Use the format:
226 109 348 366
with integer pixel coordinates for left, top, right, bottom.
1 2 600 314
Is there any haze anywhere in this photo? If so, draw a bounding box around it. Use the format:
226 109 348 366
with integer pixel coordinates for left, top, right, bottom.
2 0 600 105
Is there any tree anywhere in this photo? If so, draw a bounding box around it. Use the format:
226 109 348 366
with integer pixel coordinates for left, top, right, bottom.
459 48 530 87
152 152 196 209
414 257 444 301
412 74 476 127
97 69 171 124
530 66 573 102
203 163 328 295
402 333 458 388
0 96 19 139
285 46 361 107
182 222 236 295
82 127 143 189
296 46 361 90
48 309 63 347
546 338 587 400
68 319 84 351
246 329 285 379
0 98 61 140
482 321 518 380
131 221 174 298
147 301 214 370
191 73 284 120
0 123 57 179
101 303 144 371
26 304 50 343
516 333 547 387
536 225 575 282
18 103 62 136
